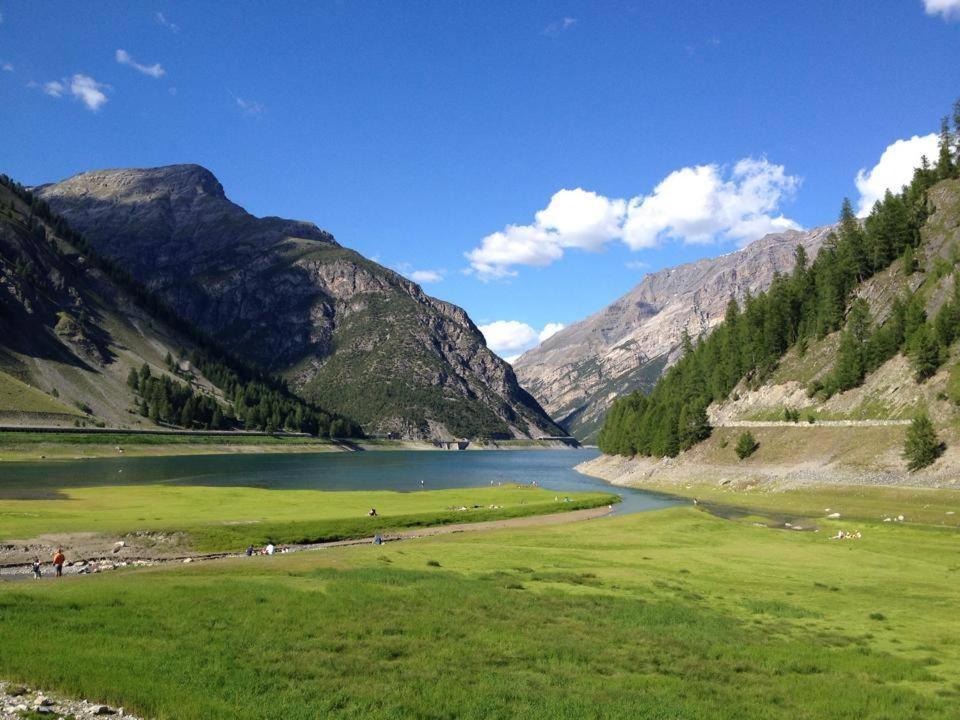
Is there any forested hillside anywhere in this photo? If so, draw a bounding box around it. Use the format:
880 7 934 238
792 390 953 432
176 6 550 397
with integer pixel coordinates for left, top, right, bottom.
0 173 361 436
599 102 960 458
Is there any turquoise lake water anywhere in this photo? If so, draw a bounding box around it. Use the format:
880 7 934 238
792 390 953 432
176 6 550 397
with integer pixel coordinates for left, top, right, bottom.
0 449 679 514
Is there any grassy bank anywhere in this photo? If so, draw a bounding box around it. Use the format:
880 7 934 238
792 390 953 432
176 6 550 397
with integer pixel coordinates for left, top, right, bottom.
0 484 616 551
0 430 350 461
1 507 958 718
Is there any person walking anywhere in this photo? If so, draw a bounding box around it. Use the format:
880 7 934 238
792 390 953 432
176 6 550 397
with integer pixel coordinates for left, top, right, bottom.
52 548 65 578
31 558 42 580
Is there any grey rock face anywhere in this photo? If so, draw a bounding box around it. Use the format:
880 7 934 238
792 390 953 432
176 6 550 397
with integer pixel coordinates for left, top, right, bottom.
38 165 560 440
513 226 833 441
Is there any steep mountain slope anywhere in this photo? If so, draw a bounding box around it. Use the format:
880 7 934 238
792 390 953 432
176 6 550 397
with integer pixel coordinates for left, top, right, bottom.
0 180 217 427
36 165 561 440
513 227 832 441
584 178 960 490
712 178 960 428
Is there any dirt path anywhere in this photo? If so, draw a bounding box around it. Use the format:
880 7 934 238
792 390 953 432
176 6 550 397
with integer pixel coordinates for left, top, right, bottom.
0 505 614 580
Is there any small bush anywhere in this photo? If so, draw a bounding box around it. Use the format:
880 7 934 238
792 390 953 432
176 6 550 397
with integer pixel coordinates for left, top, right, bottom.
869 612 886 621
426 560 441 568
735 432 759 460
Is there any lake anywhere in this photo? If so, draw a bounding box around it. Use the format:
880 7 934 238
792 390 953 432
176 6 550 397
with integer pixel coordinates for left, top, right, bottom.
0 448 679 515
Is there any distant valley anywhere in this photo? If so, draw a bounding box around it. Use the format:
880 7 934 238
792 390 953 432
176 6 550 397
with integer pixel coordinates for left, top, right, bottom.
513 226 833 441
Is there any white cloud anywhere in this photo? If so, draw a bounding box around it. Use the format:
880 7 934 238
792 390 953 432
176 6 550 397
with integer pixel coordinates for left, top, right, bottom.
43 80 64 97
69 74 109 111
625 260 649 270
854 133 939 216
622 158 800 249
924 0 960 20
409 269 443 284
42 75 110 110
466 158 800 278
466 224 561 279
116 49 165 78
155 11 180 32
479 320 564 360
2 63 13 73
535 188 626 251
538 322 565 342
395 263 445 284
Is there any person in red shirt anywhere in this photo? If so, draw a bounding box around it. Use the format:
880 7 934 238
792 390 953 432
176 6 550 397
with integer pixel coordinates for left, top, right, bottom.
52 548 65 578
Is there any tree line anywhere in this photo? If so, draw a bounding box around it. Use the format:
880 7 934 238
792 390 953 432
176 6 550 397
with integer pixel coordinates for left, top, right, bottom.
599 99 960 459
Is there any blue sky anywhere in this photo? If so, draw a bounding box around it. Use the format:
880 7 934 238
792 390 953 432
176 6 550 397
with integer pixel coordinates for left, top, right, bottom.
2 1 959 358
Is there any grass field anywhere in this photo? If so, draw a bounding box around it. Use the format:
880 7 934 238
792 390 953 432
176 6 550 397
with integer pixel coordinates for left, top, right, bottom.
0 371 82 416
0 505 958 719
0 484 616 551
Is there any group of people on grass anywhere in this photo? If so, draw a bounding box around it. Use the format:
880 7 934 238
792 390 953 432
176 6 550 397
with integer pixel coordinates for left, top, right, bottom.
31 547 66 580
244 543 292 557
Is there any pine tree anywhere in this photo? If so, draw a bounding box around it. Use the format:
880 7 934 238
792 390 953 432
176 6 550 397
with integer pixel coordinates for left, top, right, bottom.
735 431 759 460
902 245 917 276
903 410 942 471
954 98 960 169
909 325 940 382
678 401 710 449
834 330 864 391
938 116 955 180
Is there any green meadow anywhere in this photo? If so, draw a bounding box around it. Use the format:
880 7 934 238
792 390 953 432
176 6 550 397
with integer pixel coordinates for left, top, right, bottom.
0 484 615 550
1 504 959 719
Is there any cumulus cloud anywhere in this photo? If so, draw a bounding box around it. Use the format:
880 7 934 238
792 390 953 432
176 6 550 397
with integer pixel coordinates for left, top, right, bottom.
69 74 109 111
466 158 800 279
395 263 445 284
855 133 939 216
116 49 165 78
2 63 13 73
536 189 626 251
479 320 565 361
155 11 180 32
924 0 960 20
623 158 800 249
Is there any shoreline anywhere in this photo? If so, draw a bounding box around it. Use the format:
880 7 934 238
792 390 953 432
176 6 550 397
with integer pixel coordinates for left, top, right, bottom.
0 434 583 462
575 453 960 528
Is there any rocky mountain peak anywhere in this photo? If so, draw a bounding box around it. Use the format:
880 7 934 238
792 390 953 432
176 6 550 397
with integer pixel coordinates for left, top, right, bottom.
39 164 227 204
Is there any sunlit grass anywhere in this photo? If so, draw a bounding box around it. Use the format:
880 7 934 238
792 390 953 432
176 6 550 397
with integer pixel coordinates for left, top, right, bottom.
1 507 958 718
